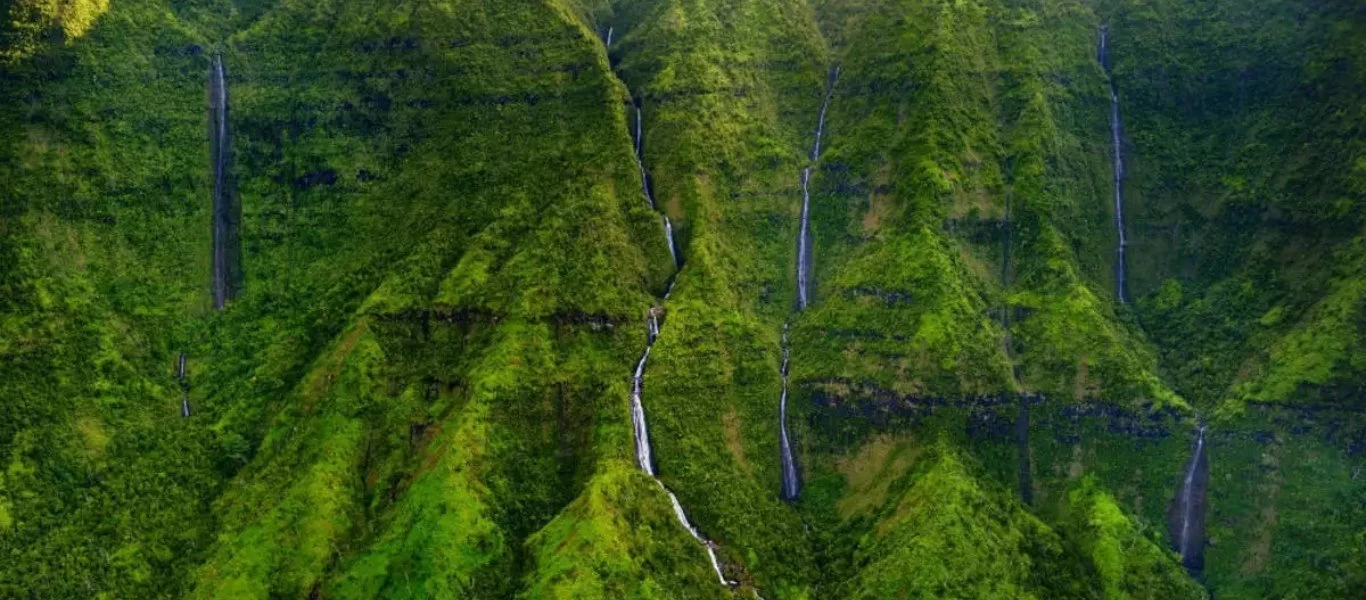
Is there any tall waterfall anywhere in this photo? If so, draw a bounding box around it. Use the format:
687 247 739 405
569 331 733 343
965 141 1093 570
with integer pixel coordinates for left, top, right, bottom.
632 103 681 266
796 67 838 309
634 106 653 209
622 89 729 587
1099 26 1128 304
664 216 680 269
779 67 840 501
605 26 613 48
778 325 798 499
209 54 237 310
1170 426 1209 572
629 310 731 586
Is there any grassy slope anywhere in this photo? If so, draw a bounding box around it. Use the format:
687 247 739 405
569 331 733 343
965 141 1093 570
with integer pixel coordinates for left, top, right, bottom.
606 0 828 596
0 1 238 596
1102 0 1365 595
188 0 690 597
0 0 1361 598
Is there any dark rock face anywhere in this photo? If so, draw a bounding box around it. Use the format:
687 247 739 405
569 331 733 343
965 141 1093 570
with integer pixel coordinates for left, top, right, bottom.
1168 428 1209 574
210 54 242 309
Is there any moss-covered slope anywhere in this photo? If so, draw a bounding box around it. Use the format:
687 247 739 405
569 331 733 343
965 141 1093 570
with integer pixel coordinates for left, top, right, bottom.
0 0 1361 598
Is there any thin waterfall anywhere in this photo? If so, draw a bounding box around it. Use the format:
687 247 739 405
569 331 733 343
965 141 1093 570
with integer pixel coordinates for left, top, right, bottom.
634 106 653 209
1170 425 1209 572
1099 25 1127 304
177 351 191 418
666 487 728 585
209 53 237 310
664 216 680 269
779 66 840 501
797 66 838 309
631 343 656 475
605 26 613 48
629 308 732 586
778 325 798 499
796 167 814 309
620 82 729 586
631 102 682 269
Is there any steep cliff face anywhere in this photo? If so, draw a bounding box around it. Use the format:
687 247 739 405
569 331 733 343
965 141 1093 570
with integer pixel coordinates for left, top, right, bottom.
0 0 1361 598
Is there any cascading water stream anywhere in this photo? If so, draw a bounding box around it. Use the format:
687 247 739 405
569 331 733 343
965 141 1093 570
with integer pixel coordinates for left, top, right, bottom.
177 351 191 418
1099 25 1128 304
1172 425 1209 571
605 26 613 48
629 310 730 586
210 54 232 310
778 66 840 500
621 80 729 586
633 104 681 266
664 216 680 269
795 68 838 309
634 106 653 210
778 325 798 499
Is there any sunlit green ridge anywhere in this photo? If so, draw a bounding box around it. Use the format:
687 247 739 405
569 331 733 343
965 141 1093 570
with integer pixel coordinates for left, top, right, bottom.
0 0 1362 598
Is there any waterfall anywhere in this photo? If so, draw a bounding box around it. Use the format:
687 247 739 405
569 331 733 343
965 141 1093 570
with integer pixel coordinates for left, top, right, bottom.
1171 425 1209 572
664 216 680 269
605 26 613 48
623 98 729 586
1100 26 1128 304
631 102 683 269
796 167 814 310
209 54 236 310
177 351 190 418
779 67 840 500
628 307 733 586
630 345 656 475
778 325 798 499
634 105 654 209
797 67 838 309
665 487 728 584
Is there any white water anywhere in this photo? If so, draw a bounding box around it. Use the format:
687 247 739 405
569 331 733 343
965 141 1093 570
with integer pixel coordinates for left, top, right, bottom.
1100 26 1127 304
778 325 798 499
622 81 728 588
1178 426 1206 561
630 344 656 476
781 68 840 500
181 394 191 418
211 55 230 310
625 254 731 585
634 106 654 209
177 352 187 381
632 103 682 268
605 26 613 48
797 167 814 309
797 67 839 310
628 308 734 586
665 486 728 585
664 216 679 269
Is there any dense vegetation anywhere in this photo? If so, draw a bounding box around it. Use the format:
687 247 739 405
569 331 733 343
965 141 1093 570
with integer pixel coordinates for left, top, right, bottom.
0 0 1361 598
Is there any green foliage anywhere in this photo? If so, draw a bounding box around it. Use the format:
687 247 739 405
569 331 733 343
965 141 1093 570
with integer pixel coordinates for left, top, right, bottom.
0 0 110 63
519 461 730 600
840 442 1092 599
1 0 1362 598
1065 476 1206 600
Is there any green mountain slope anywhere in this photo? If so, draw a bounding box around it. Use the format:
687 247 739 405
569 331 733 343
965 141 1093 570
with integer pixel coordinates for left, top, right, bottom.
0 0 1361 598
